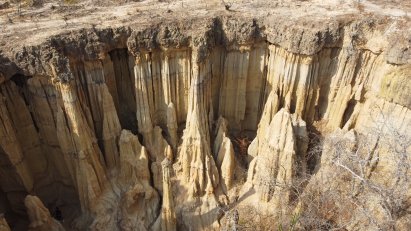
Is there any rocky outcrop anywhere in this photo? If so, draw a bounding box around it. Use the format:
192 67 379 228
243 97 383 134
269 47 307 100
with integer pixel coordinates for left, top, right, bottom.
214 117 236 194
116 130 159 230
174 53 222 230
158 156 176 231
118 130 152 189
166 103 178 151
24 195 65 231
247 91 279 158
0 3 410 230
57 83 108 213
0 81 35 203
218 45 267 130
90 130 159 231
177 52 219 197
246 108 297 206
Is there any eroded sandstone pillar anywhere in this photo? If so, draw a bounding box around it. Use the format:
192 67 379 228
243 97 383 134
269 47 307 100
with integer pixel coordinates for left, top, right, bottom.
56 83 108 213
24 195 65 231
178 52 219 196
214 117 235 194
160 157 176 231
166 102 178 151
117 129 160 229
246 108 299 212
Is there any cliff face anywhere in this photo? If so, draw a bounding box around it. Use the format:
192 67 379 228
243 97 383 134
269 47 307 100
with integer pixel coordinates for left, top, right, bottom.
0 1 410 230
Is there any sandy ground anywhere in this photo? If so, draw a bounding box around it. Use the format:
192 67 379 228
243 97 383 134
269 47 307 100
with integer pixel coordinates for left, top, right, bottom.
0 0 410 53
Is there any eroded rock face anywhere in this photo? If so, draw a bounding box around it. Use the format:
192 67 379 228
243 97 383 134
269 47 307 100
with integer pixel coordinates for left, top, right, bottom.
24 195 65 231
156 155 176 231
0 3 410 230
243 108 302 213
214 117 236 195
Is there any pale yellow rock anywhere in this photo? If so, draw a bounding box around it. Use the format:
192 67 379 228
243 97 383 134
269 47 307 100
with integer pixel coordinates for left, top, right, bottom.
71 61 123 170
174 52 221 231
24 195 65 231
217 136 236 193
166 102 178 152
116 130 160 231
265 44 390 131
291 114 308 174
118 130 151 188
164 145 173 161
266 45 318 122
218 45 267 130
213 116 229 156
354 97 411 178
159 157 176 231
134 59 154 135
248 91 279 158
90 129 159 231
178 52 219 196
326 85 352 128
247 108 297 209
148 127 169 193
219 51 249 129
1 20 410 231
135 56 173 193
26 77 74 186
56 83 108 213
379 64 411 108
134 50 192 127
322 50 385 129
101 84 122 170
213 117 235 194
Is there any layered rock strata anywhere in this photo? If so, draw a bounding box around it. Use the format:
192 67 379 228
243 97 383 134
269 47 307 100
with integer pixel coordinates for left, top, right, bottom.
0 5 410 230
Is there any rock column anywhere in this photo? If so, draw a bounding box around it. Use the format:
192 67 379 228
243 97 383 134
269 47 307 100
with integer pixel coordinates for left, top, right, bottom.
24 195 65 231
160 156 176 231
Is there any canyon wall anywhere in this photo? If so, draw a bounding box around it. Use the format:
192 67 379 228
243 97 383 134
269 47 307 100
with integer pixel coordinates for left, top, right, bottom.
0 13 410 231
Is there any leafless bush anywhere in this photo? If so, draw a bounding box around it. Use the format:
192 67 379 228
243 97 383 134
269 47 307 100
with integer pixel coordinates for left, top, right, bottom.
222 101 410 230
298 102 411 230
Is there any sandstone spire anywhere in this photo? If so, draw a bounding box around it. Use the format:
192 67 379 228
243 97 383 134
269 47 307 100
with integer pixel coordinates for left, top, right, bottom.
134 58 171 193
101 85 122 170
115 129 160 230
214 117 236 194
56 83 108 213
160 157 176 231
246 108 297 209
247 91 279 158
178 54 219 197
217 136 235 194
167 102 178 151
24 195 65 231
118 129 151 188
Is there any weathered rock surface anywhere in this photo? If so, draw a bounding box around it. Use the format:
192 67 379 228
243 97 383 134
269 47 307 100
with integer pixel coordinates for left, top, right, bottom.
24 195 65 231
155 156 176 231
214 117 236 195
245 109 298 206
0 0 410 230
